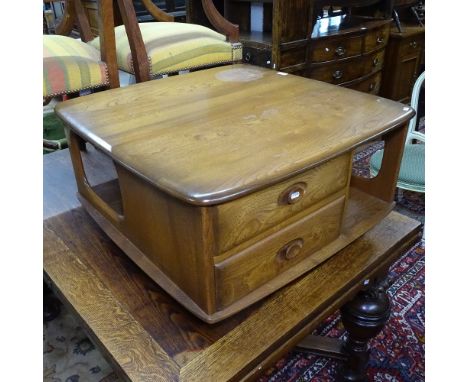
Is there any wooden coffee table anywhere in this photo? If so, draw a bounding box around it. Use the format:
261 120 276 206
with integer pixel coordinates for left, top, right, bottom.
55 64 414 323
44 147 422 381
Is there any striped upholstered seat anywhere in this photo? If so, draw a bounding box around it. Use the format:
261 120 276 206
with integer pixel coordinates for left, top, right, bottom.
89 22 242 78
43 35 109 97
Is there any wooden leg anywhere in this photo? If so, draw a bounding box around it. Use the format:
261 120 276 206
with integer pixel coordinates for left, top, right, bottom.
44 281 61 322
339 286 391 382
351 123 408 203
296 283 391 382
78 139 87 152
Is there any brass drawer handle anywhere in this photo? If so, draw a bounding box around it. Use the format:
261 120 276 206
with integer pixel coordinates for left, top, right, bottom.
278 182 307 205
277 238 304 261
410 41 417 48
373 57 379 66
332 70 343 80
335 46 346 57
376 36 384 44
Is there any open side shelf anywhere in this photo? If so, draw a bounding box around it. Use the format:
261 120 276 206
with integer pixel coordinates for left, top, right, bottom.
83 181 394 323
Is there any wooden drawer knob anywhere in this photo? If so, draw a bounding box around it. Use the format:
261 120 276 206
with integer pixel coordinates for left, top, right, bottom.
277 238 304 261
332 70 343 80
335 46 346 57
278 182 307 205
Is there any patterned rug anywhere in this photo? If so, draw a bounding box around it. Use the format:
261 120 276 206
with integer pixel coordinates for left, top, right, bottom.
258 241 425 382
43 142 425 382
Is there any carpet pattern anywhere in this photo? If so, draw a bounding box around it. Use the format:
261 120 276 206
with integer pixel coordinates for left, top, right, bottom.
43 142 425 382
258 241 425 382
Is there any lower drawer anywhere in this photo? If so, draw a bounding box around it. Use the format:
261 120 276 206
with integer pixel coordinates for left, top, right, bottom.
215 196 346 309
345 72 382 95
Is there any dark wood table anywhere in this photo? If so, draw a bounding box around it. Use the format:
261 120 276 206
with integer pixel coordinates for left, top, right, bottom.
44 147 422 382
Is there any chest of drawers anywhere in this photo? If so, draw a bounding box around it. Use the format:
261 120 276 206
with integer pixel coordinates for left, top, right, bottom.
301 19 391 95
56 64 414 322
187 1 392 94
381 24 425 103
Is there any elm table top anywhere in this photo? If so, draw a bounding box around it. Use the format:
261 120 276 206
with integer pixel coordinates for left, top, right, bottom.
55 64 414 205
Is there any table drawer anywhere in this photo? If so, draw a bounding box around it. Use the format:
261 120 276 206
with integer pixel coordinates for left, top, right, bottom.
216 153 352 254
309 35 362 63
346 72 382 95
215 196 346 309
363 24 390 53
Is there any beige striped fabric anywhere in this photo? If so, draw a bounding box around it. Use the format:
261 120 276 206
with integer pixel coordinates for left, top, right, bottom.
43 35 108 97
90 22 242 77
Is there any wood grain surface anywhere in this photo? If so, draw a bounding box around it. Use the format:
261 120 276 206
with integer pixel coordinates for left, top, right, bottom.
215 196 346 308
55 64 414 205
216 153 351 253
44 206 421 381
44 146 422 380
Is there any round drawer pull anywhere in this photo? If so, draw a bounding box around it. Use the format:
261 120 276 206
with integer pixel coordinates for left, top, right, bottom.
369 82 375 91
244 52 252 62
373 57 379 66
335 46 346 57
410 41 417 48
278 182 307 205
332 70 343 80
376 36 384 44
277 238 304 261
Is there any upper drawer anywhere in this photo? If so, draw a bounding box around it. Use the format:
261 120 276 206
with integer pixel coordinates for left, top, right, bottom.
309 35 363 63
215 195 346 309
216 153 352 254
363 24 390 53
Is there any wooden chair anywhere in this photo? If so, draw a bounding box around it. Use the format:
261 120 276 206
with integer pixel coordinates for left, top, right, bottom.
87 0 242 83
43 0 120 151
369 72 425 194
43 0 120 103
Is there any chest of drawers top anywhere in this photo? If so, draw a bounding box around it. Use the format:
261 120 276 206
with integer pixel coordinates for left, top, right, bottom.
57 64 412 206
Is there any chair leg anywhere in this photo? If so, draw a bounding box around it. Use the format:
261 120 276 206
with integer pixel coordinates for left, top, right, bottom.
43 282 61 322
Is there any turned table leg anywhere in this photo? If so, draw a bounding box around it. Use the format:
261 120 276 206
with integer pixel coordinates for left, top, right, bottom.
44 281 61 322
296 282 391 382
339 285 391 382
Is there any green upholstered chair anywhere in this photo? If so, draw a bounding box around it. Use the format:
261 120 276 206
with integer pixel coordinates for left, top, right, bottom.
89 0 242 83
370 72 425 194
